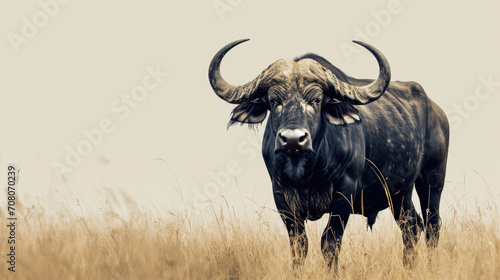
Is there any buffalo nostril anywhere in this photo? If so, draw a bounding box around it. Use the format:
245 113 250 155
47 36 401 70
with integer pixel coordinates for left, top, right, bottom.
279 133 287 144
299 133 308 144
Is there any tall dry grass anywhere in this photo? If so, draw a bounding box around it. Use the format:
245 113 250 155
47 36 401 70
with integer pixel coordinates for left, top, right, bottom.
1 190 499 280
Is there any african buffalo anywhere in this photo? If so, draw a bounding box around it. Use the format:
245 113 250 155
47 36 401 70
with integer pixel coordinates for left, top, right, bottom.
208 39 449 269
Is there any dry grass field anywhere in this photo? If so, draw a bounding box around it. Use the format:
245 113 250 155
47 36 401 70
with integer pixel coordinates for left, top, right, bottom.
1 191 499 280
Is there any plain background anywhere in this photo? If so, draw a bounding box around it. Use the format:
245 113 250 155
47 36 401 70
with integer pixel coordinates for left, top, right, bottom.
0 1 499 222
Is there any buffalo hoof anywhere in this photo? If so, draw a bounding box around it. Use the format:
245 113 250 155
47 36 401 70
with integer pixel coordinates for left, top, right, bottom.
403 248 417 269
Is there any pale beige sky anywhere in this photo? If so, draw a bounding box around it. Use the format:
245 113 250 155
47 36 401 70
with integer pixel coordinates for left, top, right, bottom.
0 1 499 221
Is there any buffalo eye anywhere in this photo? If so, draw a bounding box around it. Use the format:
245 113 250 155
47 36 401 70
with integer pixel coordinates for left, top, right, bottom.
311 98 322 105
269 98 281 109
306 98 322 109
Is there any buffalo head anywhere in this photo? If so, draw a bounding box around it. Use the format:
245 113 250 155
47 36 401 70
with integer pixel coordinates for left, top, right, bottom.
208 39 391 180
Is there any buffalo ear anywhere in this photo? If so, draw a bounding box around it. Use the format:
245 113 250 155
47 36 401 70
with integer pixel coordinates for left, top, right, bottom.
228 98 268 128
324 99 361 126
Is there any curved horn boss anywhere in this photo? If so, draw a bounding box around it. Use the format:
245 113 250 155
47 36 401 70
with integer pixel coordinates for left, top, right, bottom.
208 39 268 104
209 39 391 105
324 40 391 104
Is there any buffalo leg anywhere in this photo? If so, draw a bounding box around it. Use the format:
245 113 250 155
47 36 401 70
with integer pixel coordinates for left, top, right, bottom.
280 212 308 267
393 192 422 267
321 191 352 270
415 165 445 248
